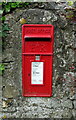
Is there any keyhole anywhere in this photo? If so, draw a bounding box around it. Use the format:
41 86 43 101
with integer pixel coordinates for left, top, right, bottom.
28 73 30 76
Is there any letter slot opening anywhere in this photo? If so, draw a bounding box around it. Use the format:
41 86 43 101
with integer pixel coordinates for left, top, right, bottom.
25 37 51 41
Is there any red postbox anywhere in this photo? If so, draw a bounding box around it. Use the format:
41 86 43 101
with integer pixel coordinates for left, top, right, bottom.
22 24 54 97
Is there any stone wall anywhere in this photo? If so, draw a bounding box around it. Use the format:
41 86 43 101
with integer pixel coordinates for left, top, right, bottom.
1 2 76 119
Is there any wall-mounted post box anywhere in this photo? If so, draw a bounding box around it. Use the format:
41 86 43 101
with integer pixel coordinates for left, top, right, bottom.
22 24 54 97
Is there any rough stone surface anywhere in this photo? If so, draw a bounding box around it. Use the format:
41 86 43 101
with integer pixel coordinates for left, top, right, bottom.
61 99 73 109
73 101 76 109
70 94 76 100
1 2 76 119
72 109 76 118
3 85 19 98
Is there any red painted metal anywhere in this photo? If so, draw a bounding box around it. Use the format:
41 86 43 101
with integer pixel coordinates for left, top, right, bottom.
22 24 54 97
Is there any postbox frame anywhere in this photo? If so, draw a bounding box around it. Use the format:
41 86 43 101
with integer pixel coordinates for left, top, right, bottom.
22 24 54 97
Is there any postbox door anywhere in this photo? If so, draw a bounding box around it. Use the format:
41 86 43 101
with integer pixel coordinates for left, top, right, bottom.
22 55 53 97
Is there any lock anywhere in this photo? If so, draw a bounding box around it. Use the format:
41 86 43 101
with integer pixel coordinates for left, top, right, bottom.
35 55 40 60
